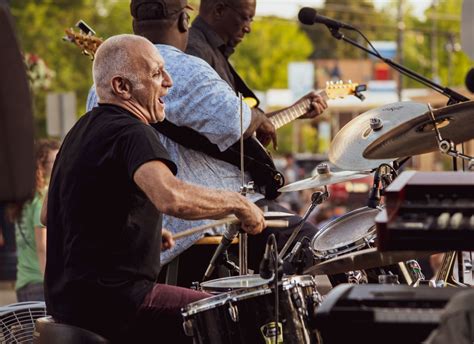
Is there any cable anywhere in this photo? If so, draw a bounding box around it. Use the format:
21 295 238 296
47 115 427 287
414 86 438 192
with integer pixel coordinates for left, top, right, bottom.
268 233 279 344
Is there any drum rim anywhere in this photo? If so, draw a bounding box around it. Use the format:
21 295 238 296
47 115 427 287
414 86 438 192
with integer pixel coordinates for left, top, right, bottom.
182 286 273 316
183 275 316 316
200 275 271 291
311 206 382 258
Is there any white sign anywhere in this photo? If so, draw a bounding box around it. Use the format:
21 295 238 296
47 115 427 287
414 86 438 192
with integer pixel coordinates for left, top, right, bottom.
288 62 314 102
46 92 76 138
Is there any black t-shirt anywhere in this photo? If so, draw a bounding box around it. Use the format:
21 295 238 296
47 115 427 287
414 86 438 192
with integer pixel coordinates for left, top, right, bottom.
45 104 177 338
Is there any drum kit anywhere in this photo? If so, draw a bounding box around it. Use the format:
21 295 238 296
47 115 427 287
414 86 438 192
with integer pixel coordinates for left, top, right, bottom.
180 100 474 343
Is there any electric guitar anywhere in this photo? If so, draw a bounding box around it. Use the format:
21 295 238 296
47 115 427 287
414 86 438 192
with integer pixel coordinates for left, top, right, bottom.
63 22 367 199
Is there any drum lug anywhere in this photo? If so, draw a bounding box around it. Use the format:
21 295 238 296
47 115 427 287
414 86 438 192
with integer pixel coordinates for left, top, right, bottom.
183 319 194 337
228 302 239 322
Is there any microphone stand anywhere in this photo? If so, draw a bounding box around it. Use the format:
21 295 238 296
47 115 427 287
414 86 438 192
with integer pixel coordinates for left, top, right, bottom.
278 186 329 260
327 28 469 105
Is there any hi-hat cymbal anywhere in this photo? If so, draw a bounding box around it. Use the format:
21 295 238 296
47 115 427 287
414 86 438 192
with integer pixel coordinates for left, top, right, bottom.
364 101 474 159
278 164 370 193
305 247 434 275
329 102 428 170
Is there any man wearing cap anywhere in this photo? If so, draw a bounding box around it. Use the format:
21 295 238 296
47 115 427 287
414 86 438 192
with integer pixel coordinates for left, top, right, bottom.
87 0 327 274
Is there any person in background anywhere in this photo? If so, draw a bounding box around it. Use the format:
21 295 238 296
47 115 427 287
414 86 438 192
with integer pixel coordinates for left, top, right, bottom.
6 139 59 302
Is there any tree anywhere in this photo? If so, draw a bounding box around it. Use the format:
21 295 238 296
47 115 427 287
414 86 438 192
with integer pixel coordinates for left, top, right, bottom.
231 17 313 90
300 0 396 59
10 0 131 136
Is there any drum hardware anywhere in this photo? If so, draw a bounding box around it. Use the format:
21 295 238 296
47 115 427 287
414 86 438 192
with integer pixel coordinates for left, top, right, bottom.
368 163 398 209
346 270 368 284
278 187 329 260
278 163 370 193
426 103 474 170
363 101 474 163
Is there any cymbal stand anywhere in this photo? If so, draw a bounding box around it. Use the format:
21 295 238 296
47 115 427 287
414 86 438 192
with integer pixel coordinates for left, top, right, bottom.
278 186 329 260
238 93 254 275
426 103 474 285
426 104 474 170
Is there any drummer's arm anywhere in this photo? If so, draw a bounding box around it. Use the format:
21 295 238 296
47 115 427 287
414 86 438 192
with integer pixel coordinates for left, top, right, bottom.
134 160 265 235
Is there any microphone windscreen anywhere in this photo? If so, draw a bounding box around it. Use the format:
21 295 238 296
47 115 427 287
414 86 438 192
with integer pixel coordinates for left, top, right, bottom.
465 68 474 93
298 7 317 25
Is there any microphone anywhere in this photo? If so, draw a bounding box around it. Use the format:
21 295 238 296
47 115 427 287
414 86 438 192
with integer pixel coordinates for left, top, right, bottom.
203 225 240 281
298 7 355 31
259 238 274 279
465 68 474 93
367 169 381 209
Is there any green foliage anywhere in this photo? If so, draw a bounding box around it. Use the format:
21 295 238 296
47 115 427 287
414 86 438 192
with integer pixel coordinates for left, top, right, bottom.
10 0 131 136
231 17 313 90
301 0 396 59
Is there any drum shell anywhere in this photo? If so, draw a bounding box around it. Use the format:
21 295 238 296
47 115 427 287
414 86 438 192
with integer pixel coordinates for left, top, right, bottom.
183 280 318 344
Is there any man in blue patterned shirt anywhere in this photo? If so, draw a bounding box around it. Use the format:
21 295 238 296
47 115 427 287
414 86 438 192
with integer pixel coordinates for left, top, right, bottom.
87 0 327 274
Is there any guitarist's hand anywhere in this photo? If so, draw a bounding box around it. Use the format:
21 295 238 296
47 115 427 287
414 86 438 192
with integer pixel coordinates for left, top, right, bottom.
256 115 277 149
299 91 328 119
245 108 278 149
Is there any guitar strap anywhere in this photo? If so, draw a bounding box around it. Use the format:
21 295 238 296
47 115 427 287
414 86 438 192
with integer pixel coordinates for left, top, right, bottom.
152 120 284 200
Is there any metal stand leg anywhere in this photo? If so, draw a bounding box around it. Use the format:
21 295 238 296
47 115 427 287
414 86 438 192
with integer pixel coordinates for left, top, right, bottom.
239 232 248 275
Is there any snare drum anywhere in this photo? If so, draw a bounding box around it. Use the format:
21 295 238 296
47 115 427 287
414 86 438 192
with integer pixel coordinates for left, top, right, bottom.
311 207 418 285
183 275 320 343
311 207 381 260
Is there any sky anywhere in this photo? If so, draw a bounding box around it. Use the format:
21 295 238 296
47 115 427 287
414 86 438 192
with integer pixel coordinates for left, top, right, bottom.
256 0 433 19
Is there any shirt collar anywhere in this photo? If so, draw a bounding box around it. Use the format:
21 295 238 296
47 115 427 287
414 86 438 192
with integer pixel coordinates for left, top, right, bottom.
192 16 235 58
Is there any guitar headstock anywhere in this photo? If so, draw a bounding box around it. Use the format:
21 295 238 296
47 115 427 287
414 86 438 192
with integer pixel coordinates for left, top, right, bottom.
325 80 367 101
63 21 103 60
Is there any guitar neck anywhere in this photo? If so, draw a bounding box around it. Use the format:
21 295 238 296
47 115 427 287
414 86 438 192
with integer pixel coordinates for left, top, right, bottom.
268 90 327 130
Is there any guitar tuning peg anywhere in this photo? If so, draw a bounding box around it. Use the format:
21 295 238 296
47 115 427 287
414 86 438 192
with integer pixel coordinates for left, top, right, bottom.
348 80 352 84
338 80 343 84
326 81 329 86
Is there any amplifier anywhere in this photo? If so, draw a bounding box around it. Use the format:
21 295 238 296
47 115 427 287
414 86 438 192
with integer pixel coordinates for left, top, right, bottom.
314 284 463 344
376 171 474 251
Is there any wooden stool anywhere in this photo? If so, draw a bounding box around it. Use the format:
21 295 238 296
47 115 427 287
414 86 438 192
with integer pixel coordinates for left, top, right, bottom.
165 235 239 287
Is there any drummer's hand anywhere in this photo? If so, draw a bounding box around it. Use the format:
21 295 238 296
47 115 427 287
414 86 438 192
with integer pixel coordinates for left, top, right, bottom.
235 197 266 235
299 91 328 119
161 228 175 251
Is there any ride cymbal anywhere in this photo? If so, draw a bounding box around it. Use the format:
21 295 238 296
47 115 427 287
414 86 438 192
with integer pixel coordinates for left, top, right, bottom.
329 102 428 170
364 101 474 159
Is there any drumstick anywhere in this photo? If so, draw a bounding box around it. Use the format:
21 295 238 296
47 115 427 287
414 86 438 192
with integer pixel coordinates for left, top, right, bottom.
173 219 289 240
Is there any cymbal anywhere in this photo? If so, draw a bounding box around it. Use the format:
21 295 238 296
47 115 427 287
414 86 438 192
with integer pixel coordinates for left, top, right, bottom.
364 101 474 159
329 102 428 170
278 164 370 192
305 247 435 275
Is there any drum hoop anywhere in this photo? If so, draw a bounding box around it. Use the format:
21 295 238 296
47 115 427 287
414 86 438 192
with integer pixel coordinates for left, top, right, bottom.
182 286 272 316
183 275 315 316
200 275 270 292
311 206 381 258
